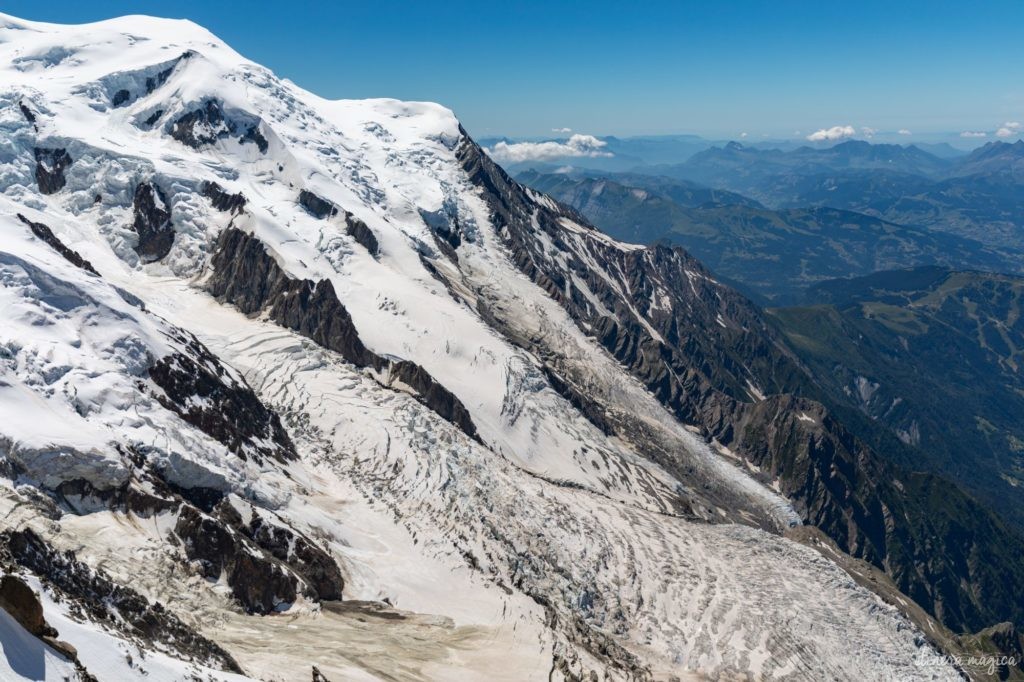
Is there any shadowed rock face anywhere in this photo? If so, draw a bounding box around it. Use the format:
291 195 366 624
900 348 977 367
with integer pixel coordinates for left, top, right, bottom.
17 213 99 275
201 181 247 214
18 100 37 128
455 128 1024 635
345 214 378 256
208 226 478 439
34 147 72 194
222 501 344 602
174 504 297 614
169 99 268 153
298 189 379 255
298 189 338 219
174 500 344 614
130 182 174 262
149 329 297 464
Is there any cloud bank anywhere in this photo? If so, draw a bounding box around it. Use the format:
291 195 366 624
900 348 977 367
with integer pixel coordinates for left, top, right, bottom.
960 131 987 138
806 125 856 142
486 134 613 163
996 121 1021 138
898 129 912 135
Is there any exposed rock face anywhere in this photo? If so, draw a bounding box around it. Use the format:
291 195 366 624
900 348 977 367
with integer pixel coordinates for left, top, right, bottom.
344 213 378 256
297 190 379 255
148 328 297 464
174 500 343 614
2 528 242 673
229 503 344 602
174 504 297 614
0 574 81 667
0 574 54 637
52 477 177 517
17 213 99 275
456 129 1024 634
387 360 478 440
130 182 174 262
201 181 247 214
419 204 464 261
34 147 72 194
208 227 478 439
169 99 268 153
108 51 189 109
18 100 37 127
142 109 163 128
298 189 338 219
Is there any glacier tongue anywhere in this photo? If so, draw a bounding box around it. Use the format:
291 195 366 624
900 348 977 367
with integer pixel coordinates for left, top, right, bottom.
0 11 958 681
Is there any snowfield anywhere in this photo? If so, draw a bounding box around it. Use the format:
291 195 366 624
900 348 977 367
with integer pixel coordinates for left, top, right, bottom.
0 12 958 681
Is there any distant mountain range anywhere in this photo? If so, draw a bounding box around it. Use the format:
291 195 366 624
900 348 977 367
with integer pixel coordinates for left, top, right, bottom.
478 133 989 176
517 169 1019 303
659 139 1024 251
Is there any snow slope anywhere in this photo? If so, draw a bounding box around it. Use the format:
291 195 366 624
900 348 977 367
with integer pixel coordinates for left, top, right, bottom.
0 12 958 681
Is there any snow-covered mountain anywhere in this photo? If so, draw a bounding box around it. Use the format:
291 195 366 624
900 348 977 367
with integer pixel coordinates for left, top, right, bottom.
0 13 975 681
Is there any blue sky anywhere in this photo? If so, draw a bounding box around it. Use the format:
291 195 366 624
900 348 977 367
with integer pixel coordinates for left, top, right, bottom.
4 1 1023 140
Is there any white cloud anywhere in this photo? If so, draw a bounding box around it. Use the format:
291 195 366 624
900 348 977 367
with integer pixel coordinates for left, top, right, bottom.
861 126 877 138
806 125 856 141
996 121 1021 138
740 132 748 138
898 129 912 135
551 127 572 133
485 134 613 163
960 131 987 138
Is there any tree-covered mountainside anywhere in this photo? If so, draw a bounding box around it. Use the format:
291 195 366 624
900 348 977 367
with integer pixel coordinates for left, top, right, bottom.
769 267 1024 530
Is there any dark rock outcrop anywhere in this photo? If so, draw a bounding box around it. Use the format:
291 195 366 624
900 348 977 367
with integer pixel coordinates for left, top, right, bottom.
112 89 131 107
2 528 242 673
0 574 55 637
52 478 177 517
174 501 343 614
109 52 189 109
232 504 343 602
0 574 82 667
208 227 478 439
201 181 247 214
170 99 267 153
419 205 464 261
142 109 163 128
174 505 297 614
34 147 72 194
298 189 338 219
345 213 378 256
149 328 297 463
388 360 478 440
18 100 37 128
130 182 175 262
16 213 99 275
456 127 1024 635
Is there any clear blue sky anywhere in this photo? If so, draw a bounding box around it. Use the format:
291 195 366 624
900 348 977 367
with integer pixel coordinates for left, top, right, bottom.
4 0 1022 139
